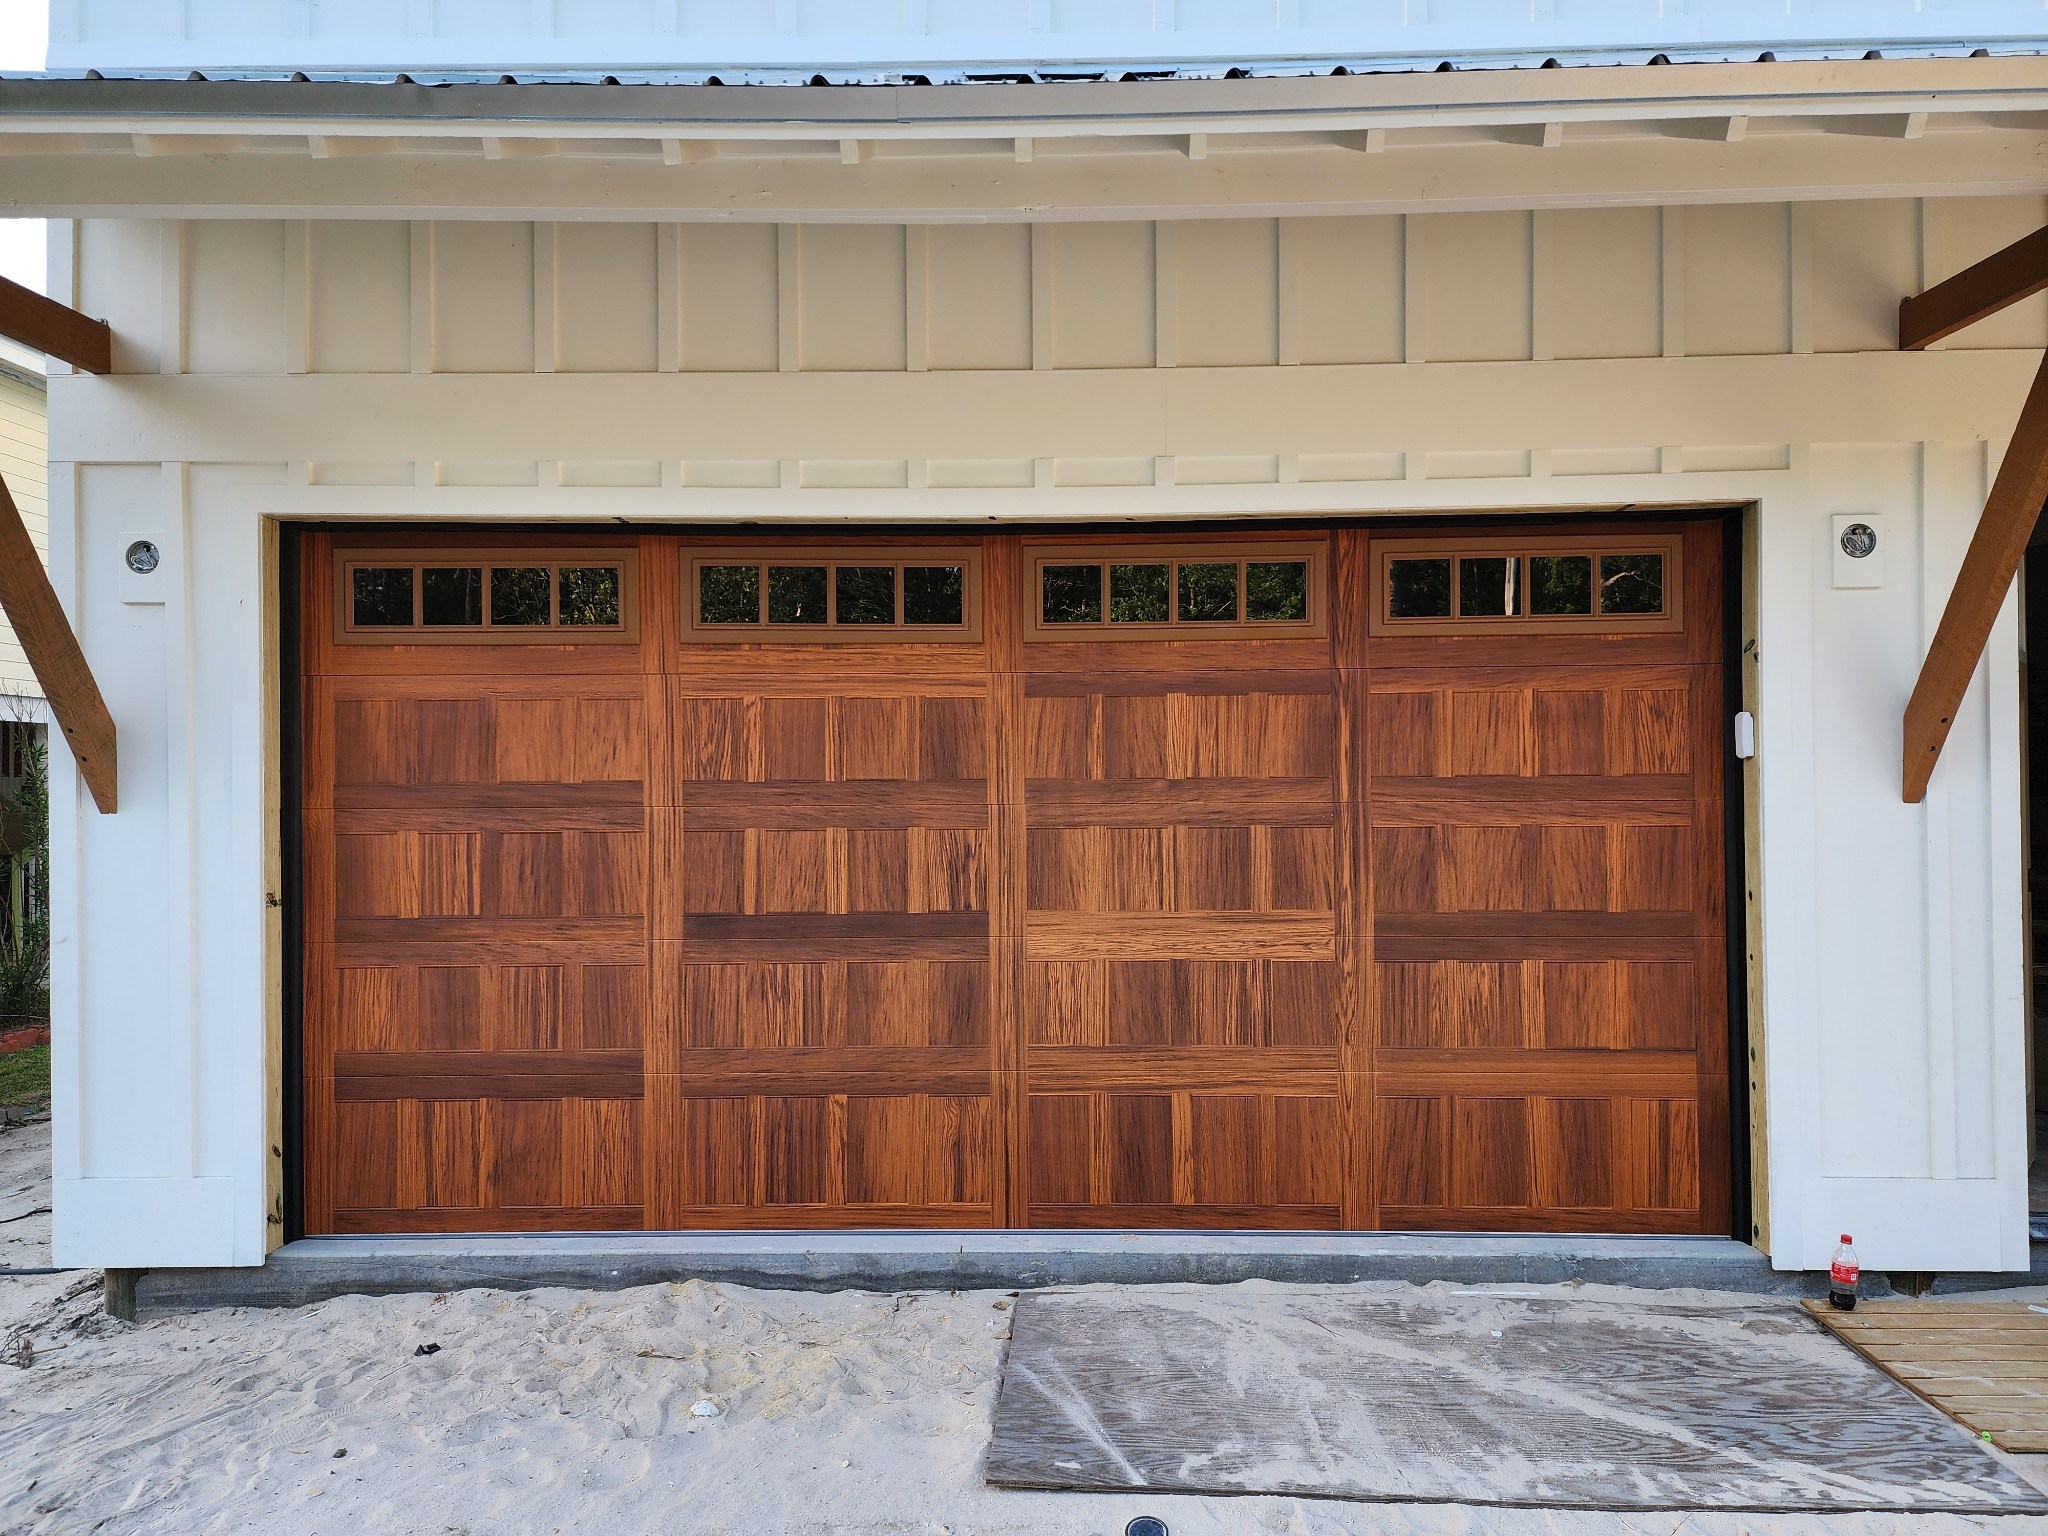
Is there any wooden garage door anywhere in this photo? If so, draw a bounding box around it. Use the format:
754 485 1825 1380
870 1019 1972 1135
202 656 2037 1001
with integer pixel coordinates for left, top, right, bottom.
298 522 1729 1235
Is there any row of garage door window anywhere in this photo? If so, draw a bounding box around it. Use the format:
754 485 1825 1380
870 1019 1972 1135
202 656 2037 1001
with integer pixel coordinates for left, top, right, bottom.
339 541 1666 642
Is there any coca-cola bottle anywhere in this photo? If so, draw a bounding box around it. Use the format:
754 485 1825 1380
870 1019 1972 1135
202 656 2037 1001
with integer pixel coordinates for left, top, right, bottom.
1829 1233 1860 1311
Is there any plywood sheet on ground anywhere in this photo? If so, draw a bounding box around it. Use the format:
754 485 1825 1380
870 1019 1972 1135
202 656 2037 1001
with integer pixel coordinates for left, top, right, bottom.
1804 1299 2048 1453
985 1286 2047 1512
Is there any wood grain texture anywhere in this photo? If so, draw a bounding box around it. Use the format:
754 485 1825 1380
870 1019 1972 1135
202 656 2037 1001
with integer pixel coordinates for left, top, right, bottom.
0 474 117 811
1900 224 2048 351
302 520 1732 1236
1902 346 2048 801
1806 1300 2048 1453
0 272 111 373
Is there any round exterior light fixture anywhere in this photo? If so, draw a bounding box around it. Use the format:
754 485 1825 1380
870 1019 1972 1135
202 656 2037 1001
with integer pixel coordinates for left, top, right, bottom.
1839 522 1877 560
125 539 161 575
1125 1520 1169 1536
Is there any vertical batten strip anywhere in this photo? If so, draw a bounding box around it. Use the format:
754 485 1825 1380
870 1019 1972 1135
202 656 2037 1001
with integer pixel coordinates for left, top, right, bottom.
1790 204 1815 357
656 224 680 374
408 221 433 375
1153 221 1178 369
1530 210 1554 363
776 225 800 373
159 460 200 1173
1402 214 1425 364
905 225 929 374
1029 224 1053 370
1919 440 1959 1180
284 221 310 377
1276 218 1302 366
159 221 186 377
533 222 557 376
1660 206 1687 359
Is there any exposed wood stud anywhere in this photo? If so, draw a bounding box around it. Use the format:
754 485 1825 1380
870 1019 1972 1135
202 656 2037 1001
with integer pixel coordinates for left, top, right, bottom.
1902 349 2048 801
1186 133 1209 160
1539 121 1565 149
0 272 112 374
1901 111 1929 140
0 473 116 813
1722 115 1749 143
1900 224 2048 351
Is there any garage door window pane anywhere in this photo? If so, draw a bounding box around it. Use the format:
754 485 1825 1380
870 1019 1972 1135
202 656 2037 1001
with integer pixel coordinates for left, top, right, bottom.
1600 553 1664 615
1178 562 1238 622
352 567 414 627
1459 557 1520 618
1043 564 1103 624
768 565 828 625
1388 558 1452 619
836 566 896 625
1529 555 1593 615
491 567 552 626
699 564 760 624
1246 560 1309 622
422 567 482 626
1109 563 1169 623
904 565 965 625
559 566 622 627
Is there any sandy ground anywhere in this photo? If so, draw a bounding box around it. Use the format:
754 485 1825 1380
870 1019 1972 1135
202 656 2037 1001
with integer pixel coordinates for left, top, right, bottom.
0 1114 52 1271
4 1115 2048 1536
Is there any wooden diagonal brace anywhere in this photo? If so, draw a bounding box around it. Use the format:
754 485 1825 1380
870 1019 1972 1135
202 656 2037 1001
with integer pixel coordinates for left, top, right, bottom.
1901 347 2048 803
1900 226 2048 352
0 474 116 812
0 274 112 374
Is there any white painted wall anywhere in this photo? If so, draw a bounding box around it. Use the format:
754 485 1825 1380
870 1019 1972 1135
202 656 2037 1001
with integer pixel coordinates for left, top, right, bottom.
41 0 2048 75
45 194 2045 1272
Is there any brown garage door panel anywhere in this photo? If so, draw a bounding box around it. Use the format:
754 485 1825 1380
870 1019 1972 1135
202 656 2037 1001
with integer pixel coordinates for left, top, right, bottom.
301 523 1733 1236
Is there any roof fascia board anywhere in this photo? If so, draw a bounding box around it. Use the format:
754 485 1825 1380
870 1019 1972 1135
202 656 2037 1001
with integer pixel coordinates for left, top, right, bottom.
2 58 2045 141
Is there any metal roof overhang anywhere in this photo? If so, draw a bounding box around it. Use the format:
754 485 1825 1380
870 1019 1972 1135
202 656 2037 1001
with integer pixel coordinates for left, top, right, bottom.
1 57 2044 222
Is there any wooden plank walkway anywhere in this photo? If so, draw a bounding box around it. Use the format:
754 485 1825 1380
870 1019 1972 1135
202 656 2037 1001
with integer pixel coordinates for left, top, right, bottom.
1805 1299 2048 1452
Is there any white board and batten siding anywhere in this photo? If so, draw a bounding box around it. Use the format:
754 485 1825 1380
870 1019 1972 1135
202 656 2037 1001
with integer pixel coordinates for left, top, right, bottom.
46 197 2044 1272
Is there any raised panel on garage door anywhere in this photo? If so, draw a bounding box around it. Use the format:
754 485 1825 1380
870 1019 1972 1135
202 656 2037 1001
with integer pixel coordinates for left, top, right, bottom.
1015 536 1358 1229
644 539 1004 1228
1361 521 1731 1234
300 532 652 1234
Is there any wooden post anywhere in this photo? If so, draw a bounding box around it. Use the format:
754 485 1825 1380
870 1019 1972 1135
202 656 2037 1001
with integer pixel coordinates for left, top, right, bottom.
0 475 117 813
1901 347 2048 802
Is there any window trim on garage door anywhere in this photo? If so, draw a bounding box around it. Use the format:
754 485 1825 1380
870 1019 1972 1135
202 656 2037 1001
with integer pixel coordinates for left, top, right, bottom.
1368 531 1684 638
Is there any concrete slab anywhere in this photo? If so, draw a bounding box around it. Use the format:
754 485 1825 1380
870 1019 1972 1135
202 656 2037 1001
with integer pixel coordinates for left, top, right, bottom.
133 1231 1843 1315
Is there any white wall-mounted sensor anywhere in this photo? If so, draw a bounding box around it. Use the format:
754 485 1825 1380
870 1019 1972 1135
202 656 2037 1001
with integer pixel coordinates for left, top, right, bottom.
1733 711 1757 760
1831 513 1883 589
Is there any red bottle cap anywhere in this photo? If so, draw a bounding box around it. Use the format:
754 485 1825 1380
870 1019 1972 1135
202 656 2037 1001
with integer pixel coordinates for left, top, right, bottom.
1839 1233 1852 1244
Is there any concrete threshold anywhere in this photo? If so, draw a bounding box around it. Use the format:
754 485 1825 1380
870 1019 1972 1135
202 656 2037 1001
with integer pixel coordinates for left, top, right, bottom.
133 1230 1824 1315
